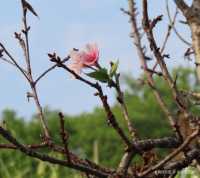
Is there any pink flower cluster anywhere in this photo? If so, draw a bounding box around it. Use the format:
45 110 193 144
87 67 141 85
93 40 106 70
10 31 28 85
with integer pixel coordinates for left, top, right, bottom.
69 43 99 74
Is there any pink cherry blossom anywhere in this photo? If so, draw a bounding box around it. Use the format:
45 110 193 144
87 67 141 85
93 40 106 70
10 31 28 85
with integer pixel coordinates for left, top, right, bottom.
82 43 99 66
68 62 84 75
68 43 99 74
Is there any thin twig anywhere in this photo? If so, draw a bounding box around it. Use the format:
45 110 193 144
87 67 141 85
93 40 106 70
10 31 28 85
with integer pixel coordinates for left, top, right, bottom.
161 6 178 53
97 85 131 146
166 0 191 46
114 74 138 139
34 56 70 85
58 112 71 162
20 1 51 140
0 57 18 67
0 43 29 81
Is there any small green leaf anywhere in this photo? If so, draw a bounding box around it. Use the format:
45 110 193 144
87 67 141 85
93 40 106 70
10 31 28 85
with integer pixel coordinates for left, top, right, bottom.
87 68 109 82
110 60 119 77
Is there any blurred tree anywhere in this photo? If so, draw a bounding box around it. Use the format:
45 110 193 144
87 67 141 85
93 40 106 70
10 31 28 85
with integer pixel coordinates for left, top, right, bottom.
0 67 199 178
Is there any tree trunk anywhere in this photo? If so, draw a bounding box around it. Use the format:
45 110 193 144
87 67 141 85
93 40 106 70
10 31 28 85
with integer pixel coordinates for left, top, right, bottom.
190 23 200 81
176 0 200 81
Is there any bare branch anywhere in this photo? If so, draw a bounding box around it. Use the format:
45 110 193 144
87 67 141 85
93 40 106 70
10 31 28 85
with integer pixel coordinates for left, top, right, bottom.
142 0 190 134
19 1 51 141
138 128 199 177
127 0 179 137
34 56 70 85
49 54 131 147
21 0 39 17
114 74 138 139
161 6 178 53
174 0 190 15
0 143 47 150
58 112 71 162
1 0 200 177
0 126 112 178
0 43 30 81
166 148 200 169
166 0 191 46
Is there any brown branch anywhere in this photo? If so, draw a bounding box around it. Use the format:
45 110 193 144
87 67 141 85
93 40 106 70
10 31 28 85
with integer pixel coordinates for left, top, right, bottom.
48 53 98 88
142 0 190 139
166 0 191 46
165 148 200 170
0 143 47 150
185 1 200 82
49 54 131 147
97 86 131 146
0 141 113 175
118 136 181 175
0 56 28 76
0 126 112 178
19 2 51 141
1 1 199 177
127 0 178 137
21 1 32 77
0 43 30 81
161 6 178 53
0 136 181 153
174 0 189 16
131 137 181 152
114 74 138 139
34 56 70 85
58 112 71 162
145 68 163 76
118 151 135 175
0 56 19 68
138 128 199 177
143 0 182 107
117 0 182 173
145 148 200 177
112 73 138 175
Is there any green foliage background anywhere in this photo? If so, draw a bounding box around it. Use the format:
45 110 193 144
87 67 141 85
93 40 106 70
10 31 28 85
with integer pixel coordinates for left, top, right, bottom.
0 67 199 178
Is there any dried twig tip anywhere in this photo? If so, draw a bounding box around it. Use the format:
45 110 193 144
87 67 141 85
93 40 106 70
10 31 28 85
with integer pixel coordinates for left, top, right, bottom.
21 0 39 17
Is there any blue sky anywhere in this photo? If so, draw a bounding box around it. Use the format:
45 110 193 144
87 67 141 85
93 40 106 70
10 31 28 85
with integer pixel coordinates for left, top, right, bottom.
0 0 193 119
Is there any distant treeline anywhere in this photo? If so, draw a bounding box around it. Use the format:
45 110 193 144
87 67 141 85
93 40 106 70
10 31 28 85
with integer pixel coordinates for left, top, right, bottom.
0 67 199 178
